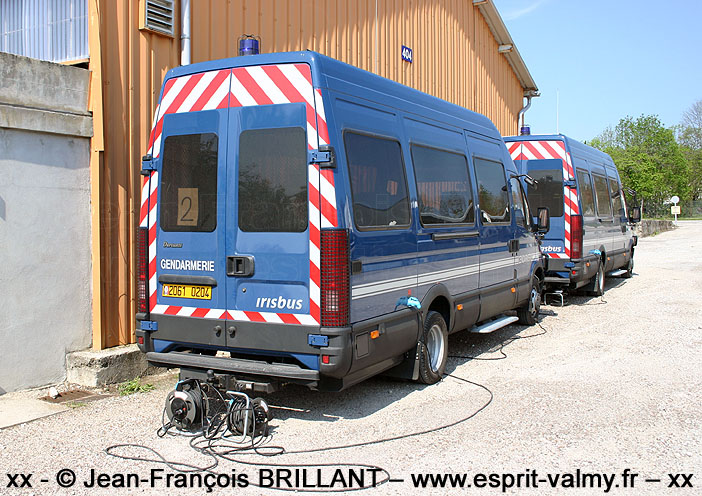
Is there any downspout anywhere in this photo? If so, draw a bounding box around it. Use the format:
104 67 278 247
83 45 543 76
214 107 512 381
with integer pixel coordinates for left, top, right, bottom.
181 0 191 65
518 90 539 134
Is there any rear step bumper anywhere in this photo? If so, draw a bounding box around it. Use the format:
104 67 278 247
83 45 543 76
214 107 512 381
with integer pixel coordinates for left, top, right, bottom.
146 351 320 382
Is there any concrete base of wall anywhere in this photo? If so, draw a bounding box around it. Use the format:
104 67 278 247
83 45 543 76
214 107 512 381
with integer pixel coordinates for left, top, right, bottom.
66 345 166 387
635 220 676 237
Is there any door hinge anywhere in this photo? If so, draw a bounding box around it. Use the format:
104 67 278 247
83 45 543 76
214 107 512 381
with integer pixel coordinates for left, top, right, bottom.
140 320 158 331
308 145 336 168
141 154 156 175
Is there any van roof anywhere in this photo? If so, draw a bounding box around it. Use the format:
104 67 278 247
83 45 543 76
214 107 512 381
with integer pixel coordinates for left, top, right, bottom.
163 50 501 139
504 134 616 168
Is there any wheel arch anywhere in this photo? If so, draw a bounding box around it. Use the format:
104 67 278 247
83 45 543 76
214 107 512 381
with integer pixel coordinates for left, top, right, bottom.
420 284 453 332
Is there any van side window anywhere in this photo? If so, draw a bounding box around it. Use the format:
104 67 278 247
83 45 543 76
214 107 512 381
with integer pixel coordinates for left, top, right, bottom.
592 173 613 218
411 145 474 225
474 158 510 224
509 177 528 228
608 177 624 219
239 127 308 232
160 132 218 232
576 169 596 217
344 132 411 229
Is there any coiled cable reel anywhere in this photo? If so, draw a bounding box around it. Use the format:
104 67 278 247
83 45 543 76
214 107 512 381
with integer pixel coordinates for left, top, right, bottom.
226 391 273 440
163 379 208 433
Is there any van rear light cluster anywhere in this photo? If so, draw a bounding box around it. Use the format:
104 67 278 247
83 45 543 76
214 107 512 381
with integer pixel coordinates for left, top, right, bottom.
320 229 350 327
571 215 583 259
137 227 149 315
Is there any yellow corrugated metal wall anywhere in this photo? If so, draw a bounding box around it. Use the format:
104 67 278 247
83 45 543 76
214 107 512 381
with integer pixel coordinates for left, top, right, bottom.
94 0 181 347
95 0 525 348
191 0 522 134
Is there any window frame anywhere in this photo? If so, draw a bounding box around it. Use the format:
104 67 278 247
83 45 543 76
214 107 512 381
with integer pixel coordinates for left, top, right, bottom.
608 176 625 220
159 131 219 233
472 156 512 225
592 171 614 219
343 129 413 232
576 168 597 218
410 142 475 228
237 125 309 233
509 176 530 230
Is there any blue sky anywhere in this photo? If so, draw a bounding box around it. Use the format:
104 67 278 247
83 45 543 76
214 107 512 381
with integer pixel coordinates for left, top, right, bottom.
493 0 702 141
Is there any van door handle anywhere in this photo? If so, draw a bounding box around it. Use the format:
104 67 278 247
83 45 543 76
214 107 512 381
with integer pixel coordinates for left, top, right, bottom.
227 256 255 277
508 239 519 253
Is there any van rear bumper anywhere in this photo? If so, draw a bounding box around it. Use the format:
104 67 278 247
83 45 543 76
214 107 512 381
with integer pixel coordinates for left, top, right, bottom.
146 351 320 382
544 254 600 288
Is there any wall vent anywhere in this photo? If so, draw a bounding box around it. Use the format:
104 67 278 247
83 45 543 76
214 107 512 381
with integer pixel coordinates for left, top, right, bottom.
140 0 174 37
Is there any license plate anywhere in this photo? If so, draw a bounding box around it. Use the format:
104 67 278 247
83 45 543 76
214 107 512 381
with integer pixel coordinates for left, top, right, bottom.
161 284 212 300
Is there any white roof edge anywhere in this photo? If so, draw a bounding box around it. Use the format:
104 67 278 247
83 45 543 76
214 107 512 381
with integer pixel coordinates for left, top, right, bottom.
472 0 539 95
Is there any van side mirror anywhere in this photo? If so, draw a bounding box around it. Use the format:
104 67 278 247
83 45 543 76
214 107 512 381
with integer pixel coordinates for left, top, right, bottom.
628 206 641 223
536 207 550 234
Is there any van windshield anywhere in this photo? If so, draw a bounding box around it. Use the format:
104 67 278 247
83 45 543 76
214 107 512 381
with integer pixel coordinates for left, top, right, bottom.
526 159 564 218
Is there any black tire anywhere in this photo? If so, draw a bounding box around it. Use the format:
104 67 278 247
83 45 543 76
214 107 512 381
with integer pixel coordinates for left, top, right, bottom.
517 278 541 325
588 261 605 296
622 252 634 278
417 311 448 385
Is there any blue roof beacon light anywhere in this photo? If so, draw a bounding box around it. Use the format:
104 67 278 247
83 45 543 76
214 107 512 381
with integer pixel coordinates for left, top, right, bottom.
239 35 260 56
520 125 531 136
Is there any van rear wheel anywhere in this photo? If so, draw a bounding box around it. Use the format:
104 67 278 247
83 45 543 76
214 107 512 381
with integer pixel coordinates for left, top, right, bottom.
418 311 448 384
588 262 605 296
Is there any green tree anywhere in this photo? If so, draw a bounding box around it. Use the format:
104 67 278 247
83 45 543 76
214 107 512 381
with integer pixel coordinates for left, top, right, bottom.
677 100 702 201
589 115 690 217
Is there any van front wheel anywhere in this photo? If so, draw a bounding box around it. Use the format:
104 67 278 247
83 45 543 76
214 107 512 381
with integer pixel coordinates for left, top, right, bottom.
418 311 448 384
622 253 634 278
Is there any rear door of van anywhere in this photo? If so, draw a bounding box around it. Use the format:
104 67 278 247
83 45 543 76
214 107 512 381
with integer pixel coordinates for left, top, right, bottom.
509 139 570 260
150 63 325 352
149 68 233 349
223 64 327 336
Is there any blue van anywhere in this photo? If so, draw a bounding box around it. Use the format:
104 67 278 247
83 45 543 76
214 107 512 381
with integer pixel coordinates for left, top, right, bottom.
505 135 639 296
136 51 547 392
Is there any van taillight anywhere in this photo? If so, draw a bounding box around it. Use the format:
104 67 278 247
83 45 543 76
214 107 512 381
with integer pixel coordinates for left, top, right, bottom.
137 227 149 315
320 229 350 327
571 215 583 260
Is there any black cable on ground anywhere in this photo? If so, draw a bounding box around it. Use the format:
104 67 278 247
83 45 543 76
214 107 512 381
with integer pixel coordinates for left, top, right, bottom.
105 315 560 491
105 374 493 492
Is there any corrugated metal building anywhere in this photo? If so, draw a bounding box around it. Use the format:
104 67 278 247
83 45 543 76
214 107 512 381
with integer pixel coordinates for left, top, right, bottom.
2 0 537 348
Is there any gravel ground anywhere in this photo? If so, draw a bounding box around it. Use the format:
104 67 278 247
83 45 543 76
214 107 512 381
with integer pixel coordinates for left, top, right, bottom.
1 221 700 495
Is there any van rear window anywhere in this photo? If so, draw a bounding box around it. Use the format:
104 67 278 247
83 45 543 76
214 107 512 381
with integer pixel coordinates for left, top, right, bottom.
526 162 564 218
344 132 410 229
160 133 218 232
411 145 474 225
238 127 308 233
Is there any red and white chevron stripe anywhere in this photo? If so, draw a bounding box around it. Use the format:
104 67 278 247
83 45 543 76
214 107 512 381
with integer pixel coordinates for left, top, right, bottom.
508 139 578 259
139 63 336 325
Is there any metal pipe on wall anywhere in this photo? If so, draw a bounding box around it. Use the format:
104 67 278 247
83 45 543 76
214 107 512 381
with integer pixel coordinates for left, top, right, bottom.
181 0 191 65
